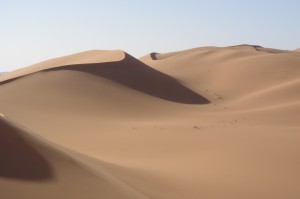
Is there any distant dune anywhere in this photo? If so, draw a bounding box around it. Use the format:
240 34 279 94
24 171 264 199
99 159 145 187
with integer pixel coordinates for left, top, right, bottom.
1 45 300 199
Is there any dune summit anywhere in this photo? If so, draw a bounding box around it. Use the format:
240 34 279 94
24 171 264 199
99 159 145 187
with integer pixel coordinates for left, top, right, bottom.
0 45 300 199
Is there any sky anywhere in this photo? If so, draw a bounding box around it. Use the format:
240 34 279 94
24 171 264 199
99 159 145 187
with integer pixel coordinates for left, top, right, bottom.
1 0 300 71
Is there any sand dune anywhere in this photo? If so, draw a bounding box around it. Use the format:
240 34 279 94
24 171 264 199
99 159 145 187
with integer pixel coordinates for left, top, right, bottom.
0 50 207 104
0 45 300 199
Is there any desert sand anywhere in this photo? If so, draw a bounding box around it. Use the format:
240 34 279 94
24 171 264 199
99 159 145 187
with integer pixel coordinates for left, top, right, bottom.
0 45 300 199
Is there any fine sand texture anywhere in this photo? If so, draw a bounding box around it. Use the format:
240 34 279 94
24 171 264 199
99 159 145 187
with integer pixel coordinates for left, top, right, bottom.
0 45 300 199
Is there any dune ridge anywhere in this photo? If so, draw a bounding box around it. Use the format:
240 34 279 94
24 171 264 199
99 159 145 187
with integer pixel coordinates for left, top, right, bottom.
0 50 125 83
0 45 300 199
0 50 208 104
140 45 294 61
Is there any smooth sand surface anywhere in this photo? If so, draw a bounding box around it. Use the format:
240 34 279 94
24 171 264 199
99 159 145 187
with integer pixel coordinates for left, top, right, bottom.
0 45 300 199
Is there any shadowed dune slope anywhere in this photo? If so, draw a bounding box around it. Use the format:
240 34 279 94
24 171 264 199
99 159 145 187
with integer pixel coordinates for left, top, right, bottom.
0 116 149 199
0 51 208 105
44 53 209 104
0 117 52 180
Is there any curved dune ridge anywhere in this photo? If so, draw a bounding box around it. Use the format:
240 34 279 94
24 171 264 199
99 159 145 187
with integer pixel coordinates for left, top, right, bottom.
0 50 125 82
141 45 294 61
0 50 208 104
0 50 126 80
0 45 300 199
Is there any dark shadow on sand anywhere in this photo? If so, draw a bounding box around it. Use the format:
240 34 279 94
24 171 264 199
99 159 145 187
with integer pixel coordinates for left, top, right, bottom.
0 118 53 181
45 54 209 104
0 53 209 104
150 53 158 60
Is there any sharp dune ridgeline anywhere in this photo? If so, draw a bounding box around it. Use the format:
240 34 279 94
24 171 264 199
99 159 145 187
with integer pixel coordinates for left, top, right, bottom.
1 45 300 199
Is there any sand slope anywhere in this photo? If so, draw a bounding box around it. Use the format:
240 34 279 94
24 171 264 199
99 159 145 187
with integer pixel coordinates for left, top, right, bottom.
0 45 300 199
0 115 150 199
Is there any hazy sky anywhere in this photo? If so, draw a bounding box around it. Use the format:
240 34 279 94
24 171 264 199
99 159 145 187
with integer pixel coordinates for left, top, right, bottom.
1 0 300 71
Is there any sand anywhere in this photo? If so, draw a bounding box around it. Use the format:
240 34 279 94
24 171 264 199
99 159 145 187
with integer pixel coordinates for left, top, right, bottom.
0 45 300 199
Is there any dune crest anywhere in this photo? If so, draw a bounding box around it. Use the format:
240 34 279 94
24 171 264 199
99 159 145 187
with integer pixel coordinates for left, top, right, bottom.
0 50 125 83
141 45 297 62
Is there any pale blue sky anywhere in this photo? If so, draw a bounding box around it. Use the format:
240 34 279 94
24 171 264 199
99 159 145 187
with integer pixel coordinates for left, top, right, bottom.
1 0 300 71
